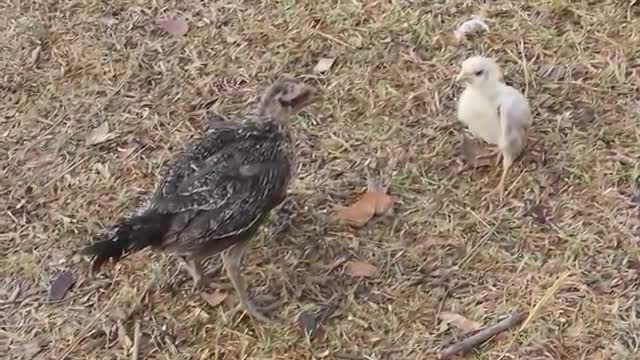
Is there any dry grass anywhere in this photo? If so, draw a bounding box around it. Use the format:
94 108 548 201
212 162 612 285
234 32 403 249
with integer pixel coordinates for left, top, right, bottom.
2 0 640 359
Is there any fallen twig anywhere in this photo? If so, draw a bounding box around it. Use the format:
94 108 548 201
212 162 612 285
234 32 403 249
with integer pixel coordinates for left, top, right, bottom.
497 272 571 360
439 312 525 359
131 320 141 360
57 294 118 360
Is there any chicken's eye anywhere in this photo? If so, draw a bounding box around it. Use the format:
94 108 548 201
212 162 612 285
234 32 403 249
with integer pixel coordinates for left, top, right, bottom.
474 70 484 76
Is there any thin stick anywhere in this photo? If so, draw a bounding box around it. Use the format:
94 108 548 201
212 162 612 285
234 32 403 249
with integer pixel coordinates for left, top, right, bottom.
57 294 118 360
519 40 530 97
131 320 141 360
439 312 525 360
41 156 90 190
314 30 354 48
496 271 571 360
457 219 500 270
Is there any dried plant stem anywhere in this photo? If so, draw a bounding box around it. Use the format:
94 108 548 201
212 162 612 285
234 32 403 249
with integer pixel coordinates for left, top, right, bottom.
439 312 525 360
131 320 141 360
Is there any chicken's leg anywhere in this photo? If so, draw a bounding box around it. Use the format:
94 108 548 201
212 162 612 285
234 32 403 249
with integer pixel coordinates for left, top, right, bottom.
178 255 204 292
494 152 513 199
223 241 273 323
482 151 513 201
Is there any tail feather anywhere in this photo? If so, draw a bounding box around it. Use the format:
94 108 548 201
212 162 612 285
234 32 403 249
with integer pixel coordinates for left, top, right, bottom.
81 211 172 273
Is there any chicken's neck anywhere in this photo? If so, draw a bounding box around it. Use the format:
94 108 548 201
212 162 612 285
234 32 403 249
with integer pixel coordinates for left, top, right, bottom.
468 82 500 104
263 116 297 181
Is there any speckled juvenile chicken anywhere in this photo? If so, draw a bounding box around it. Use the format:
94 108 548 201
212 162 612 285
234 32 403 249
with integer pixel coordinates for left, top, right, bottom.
456 56 532 197
80 79 318 322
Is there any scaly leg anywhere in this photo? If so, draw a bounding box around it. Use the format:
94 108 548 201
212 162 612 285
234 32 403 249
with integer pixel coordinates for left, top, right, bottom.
494 152 514 199
482 151 513 202
178 255 204 292
223 241 273 323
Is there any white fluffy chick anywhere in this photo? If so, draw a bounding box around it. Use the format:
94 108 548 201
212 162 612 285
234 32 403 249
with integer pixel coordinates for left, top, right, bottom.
456 56 532 197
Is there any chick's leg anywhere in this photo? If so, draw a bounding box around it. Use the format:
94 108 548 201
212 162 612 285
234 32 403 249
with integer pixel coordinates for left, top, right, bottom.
495 151 514 198
223 241 273 323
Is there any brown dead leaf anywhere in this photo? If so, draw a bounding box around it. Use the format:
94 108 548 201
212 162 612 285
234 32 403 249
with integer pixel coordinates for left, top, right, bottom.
86 122 116 146
460 135 479 165
573 107 596 124
225 34 240 44
313 57 336 73
439 311 482 332
20 340 44 358
525 203 549 224
48 271 74 301
588 350 608 360
335 177 394 227
157 17 189 36
24 150 54 169
347 261 378 278
539 63 569 81
117 321 132 349
110 307 129 321
453 15 490 42
202 291 228 307
92 163 111 179
28 45 41 68
349 36 364 48
98 16 118 26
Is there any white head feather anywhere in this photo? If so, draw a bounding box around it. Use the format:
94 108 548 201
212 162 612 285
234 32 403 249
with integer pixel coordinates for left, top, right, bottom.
456 56 503 90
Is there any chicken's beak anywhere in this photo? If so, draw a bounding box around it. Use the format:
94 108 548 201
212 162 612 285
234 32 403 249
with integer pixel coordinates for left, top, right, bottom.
300 84 322 107
455 70 467 82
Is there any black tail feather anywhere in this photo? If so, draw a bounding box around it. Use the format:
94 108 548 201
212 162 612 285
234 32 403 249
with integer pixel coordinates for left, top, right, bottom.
81 211 172 273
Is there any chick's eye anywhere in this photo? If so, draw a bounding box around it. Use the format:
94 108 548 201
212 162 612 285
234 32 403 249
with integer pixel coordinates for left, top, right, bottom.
474 70 484 76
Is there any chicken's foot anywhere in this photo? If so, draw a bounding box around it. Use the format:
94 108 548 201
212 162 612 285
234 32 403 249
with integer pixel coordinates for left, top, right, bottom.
177 255 205 292
223 241 275 323
483 152 513 202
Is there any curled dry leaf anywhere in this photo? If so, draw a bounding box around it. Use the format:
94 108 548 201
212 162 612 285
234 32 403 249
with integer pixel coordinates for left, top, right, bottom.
335 177 394 228
20 341 44 358
439 311 482 332
28 45 42 68
117 321 132 349
86 122 117 146
539 64 569 81
24 150 54 169
98 16 118 26
589 350 608 360
202 291 228 307
525 203 549 224
573 107 596 124
349 36 363 48
313 57 336 73
48 271 74 301
454 15 489 42
347 261 378 278
157 17 189 36
93 163 111 179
